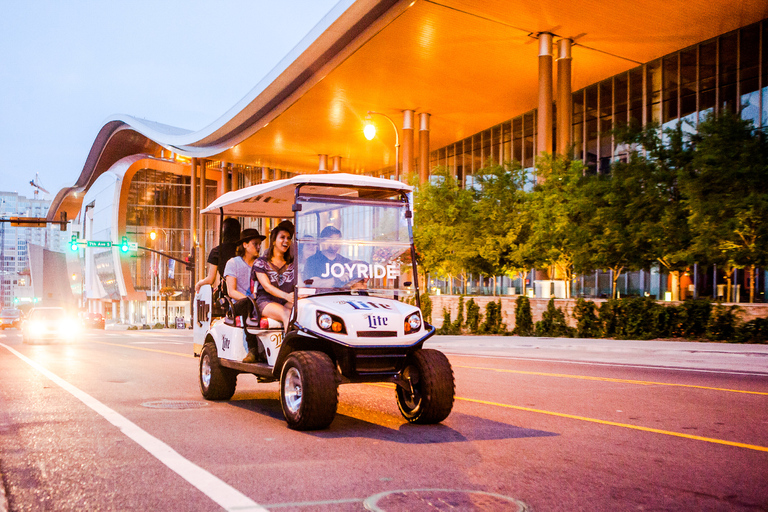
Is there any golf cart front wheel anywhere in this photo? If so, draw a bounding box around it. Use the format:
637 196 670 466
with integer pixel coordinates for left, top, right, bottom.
280 351 338 431
396 349 455 424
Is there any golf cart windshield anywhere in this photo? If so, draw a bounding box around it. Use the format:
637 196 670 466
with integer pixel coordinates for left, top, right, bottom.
295 195 415 300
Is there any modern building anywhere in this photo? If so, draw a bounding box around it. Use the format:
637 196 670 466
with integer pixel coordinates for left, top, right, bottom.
47 0 768 319
0 191 66 309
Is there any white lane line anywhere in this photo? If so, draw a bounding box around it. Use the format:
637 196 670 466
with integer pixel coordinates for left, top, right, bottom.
0 342 266 512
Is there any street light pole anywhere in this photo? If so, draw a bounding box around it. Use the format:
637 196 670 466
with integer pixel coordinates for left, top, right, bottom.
365 111 400 181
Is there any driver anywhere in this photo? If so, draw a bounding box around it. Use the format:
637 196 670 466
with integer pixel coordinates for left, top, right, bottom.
304 226 351 288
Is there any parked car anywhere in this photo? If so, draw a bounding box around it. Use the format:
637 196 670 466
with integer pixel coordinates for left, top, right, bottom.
23 307 80 344
82 312 105 329
0 308 22 330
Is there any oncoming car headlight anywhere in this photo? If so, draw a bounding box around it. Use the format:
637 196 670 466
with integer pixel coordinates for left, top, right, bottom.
404 312 421 334
316 311 346 334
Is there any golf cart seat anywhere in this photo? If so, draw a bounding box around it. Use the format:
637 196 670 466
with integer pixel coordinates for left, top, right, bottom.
220 296 283 330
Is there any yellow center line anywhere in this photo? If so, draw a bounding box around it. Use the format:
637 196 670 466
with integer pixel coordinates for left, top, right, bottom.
90 340 195 358
454 365 768 396
369 383 768 452
454 396 768 452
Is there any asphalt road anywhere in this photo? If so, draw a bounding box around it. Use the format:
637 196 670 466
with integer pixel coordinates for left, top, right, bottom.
1 329 766 511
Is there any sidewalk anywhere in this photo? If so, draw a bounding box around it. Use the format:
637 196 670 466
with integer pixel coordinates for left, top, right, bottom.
427 335 768 375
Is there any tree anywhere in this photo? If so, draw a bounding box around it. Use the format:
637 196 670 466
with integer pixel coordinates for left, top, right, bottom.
526 153 588 298
614 122 695 300
468 162 532 294
412 168 476 289
159 286 176 328
582 159 658 299
684 112 768 302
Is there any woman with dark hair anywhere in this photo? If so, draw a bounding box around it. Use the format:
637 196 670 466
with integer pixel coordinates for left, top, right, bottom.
251 220 295 332
195 217 241 293
224 229 266 300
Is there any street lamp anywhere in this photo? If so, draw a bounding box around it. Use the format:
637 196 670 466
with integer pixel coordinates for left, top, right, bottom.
364 111 400 181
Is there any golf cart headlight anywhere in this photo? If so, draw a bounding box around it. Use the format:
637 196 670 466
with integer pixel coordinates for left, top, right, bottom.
316 311 347 334
318 313 332 330
404 312 421 333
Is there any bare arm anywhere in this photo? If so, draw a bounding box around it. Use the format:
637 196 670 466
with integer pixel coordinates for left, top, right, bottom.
195 263 217 293
226 275 247 300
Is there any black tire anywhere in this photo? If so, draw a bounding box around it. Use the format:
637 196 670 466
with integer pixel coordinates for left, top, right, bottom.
396 349 455 424
199 340 237 400
280 351 338 431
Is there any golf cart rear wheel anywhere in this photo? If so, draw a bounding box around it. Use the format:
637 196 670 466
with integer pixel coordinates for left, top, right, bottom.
199 341 237 400
280 351 338 431
396 349 455 424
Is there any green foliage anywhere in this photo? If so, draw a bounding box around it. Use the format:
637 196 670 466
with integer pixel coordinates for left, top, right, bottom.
153 322 165 329
479 299 506 334
465 298 481 334
413 168 476 278
734 318 768 344
527 154 588 297
453 296 465 333
535 298 574 337
420 292 432 324
512 295 533 336
599 298 666 340
127 325 138 330
676 299 712 339
706 304 742 341
436 308 457 335
573 298 601 338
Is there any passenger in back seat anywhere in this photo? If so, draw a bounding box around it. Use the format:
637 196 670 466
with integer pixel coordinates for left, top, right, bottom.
251 220 295 335
225 228 266 321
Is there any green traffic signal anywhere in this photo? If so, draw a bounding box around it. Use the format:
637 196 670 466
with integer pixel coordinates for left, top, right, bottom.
120 236 129 253
70 234 78 252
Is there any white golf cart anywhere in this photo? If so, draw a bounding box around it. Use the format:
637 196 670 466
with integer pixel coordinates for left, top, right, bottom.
193 174 454 430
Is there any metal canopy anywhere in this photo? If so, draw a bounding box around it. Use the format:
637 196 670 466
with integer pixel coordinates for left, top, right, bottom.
201 173 412 218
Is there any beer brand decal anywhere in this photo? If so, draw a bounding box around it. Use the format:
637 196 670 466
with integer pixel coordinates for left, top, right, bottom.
269 332 283 350
320 262 399 280
222 335 230 350
336 300 393 310
365 314 389 329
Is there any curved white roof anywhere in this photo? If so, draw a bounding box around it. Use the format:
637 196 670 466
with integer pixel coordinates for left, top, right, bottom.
202 173 411 218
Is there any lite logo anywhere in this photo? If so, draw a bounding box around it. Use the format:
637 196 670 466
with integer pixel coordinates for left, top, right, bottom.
366 315 389 329
222 335 230 350
340 300 392 310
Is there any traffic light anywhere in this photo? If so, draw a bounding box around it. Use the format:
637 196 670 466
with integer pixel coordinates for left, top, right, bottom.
120 236 130 253
70 234 78 252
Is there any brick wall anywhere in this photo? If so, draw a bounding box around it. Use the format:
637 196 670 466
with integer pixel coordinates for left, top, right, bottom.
427 295 768 330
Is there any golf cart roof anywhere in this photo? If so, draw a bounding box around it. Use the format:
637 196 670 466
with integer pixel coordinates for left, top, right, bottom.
201 173 413 218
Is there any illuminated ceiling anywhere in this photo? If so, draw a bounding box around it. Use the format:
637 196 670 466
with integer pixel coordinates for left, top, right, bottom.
212 0 768 174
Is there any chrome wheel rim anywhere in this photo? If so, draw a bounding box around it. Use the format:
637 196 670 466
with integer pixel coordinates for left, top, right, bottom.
201 354 212 389
284 366 303 414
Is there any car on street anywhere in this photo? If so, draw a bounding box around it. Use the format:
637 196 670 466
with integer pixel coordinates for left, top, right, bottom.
82 312 106 329
22 307 81 344
0 308 22 330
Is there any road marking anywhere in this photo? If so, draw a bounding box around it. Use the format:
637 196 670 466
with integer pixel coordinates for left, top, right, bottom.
368 383 768 452
454 365 768 395
453 396 768 452
0 342 265 511
89 340 195 358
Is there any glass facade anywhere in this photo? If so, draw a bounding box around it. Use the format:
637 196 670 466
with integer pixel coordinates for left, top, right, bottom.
427 19 768 300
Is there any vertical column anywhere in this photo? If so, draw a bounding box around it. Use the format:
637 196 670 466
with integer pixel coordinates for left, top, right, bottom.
402 110 414 181
556 38 573 155
418 112 430 185
222 162 231 195
332 156 342 173
318 154 328 173
198 160 207 282
190 157 198 282
537 33 554 158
